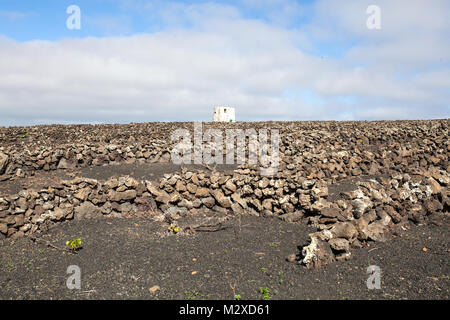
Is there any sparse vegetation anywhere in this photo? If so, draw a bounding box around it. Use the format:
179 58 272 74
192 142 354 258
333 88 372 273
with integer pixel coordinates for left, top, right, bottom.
184 290 210 300
259 287 271 300
168 224 179 234
65 238 82 251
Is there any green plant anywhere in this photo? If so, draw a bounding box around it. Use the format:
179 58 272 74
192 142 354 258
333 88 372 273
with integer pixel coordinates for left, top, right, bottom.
168 224 179 233
184 290 209 300
19 132 29 138
259 287 271 300
185 290 193 300
235 294 242 300
66 238 82 251
261 267 266 273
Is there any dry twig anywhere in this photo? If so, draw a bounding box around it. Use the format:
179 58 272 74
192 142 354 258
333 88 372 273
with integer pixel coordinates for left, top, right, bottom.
26 234 77 254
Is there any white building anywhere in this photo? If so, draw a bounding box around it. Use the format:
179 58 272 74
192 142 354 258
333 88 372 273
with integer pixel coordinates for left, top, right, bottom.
213 107 235 122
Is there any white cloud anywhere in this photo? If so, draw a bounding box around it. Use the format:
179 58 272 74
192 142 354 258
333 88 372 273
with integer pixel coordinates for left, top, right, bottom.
0 0 449 126
85 14 134 35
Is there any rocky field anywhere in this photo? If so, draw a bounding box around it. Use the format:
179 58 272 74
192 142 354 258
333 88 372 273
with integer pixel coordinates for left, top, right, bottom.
0 120 448 299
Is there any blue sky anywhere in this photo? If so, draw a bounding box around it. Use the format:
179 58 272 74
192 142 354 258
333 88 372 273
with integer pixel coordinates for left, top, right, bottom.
0 0 316 41
0 0 449 125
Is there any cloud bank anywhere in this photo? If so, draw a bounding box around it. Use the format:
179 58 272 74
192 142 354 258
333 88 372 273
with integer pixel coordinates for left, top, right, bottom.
0 0 449 126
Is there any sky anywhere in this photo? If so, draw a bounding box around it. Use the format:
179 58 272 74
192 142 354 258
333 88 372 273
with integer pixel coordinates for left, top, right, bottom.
0 0 449 126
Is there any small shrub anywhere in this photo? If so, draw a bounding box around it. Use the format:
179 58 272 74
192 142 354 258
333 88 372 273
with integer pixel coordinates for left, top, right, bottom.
66 238 82 251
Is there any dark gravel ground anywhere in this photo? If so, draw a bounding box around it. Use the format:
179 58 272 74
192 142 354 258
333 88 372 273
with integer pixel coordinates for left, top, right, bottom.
1 214 448 300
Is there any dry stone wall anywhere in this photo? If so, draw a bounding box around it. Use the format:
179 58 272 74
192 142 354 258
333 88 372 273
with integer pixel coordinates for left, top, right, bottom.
1 120 448 181
0 120 448 268
0 142 171 180
0 165 448 268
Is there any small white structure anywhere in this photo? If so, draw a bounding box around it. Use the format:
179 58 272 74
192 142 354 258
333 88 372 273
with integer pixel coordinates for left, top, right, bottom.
213 107 235 122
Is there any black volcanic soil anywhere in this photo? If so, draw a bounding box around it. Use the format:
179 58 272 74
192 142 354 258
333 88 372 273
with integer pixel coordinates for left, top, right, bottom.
1 214 448 300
